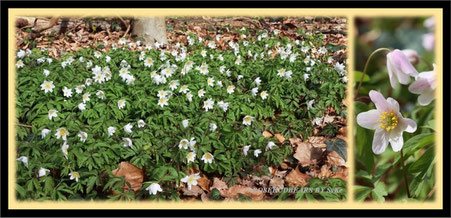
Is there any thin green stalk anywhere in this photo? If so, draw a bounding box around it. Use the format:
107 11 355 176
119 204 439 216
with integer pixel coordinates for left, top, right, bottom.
355 48 392 99
400 149 411 198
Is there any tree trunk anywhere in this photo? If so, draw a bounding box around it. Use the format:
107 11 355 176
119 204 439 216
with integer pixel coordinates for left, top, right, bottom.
132 17 168 45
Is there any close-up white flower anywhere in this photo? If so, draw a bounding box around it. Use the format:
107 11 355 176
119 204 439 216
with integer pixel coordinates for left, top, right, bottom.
356 90 417 154
62 87 72 98
243 145 251 156
408 64 436 106
69 172 80 182
181 173 201 190
16 60 24 68
55 127 69 141
118 99 126 109
144 57 154 67
189 137 197 150
254 149 262 157
43 69 50 77
122 137 133 148
260 91 268 100
17 156 28 168
227 85 235 94
82 92 91 103
197 89 206 98
41 81 55 93
96 90 105 99
203 98 214 111
78 131 88 143
186 152 196 163
182 119 189 128
243 115 254 126
209 123 217 132
138 119 146 128
124 123 133 133
207 77 215 87
78 103 86 111
201 152 214 164
108 126 116 136
146 183 163 195
158 97 169 108
179 139 189 149
386 49 419 89
48 109 58 120
217 101 230 112
61 141 69 159
41 129 51 139
266 141 276 150
38 167 50 178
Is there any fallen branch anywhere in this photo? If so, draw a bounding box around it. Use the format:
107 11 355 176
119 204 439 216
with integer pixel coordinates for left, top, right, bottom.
17 123 32 128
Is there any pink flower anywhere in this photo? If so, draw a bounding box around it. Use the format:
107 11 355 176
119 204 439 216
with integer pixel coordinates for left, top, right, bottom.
357 90 417 154
408 64 436 106
386 49 419 89
401 49 419 66
424 17 435 30
422 33 435 51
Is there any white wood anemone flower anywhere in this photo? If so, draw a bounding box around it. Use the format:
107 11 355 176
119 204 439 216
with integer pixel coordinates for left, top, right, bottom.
55 128 69 141
182 119 189 128
78 103 86 111
179 139 189 149
242 115 254 126
356 90 417 154
41 129 50 139
227 85 235 94
107 126 116 136
260 91 268 100
254 149 262 157
201 152 214 164
41 81 55 93
38 167 50 178
62 87 72 98
122 137 133 148
17 156 28 168
181 173 201 190
243 145 251 156
137 119 146 128
203 98 214 111
408 64 436 106
78 131 88 143
69 172 80 182
266 141 276 150
124 123 133 134
386 49 419 89
118 99 126 109
48 109 58 120
61 141 69 159
146 183 163 195
186 152 196 163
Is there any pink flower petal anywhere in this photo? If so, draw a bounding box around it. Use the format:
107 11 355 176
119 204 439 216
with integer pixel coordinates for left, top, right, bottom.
386 54 399 89
357 110 381 130
408 78 431 94
369 90 390 112
388 128 404 152
401 118 417 133
372 129 389 155
391 49 419 77
386 98 400 113
418 90 435 106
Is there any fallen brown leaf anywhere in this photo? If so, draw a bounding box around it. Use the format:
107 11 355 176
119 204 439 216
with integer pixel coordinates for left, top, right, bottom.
327 151 346 167
274 133 285 143
197 174 211 191
292 138 313 167
221 185 265 200
111 162 144 194
262 130 273 138
285 167 310 187
210 177 228 192
182 185 204 197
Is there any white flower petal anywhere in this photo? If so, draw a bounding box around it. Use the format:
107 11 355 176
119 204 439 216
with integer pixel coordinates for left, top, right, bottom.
418 90 435 106
369 90 390 112
356 109 381 130
372 129 389 155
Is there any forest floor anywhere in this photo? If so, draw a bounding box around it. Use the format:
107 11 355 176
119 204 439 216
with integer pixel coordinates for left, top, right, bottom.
15 16 348 201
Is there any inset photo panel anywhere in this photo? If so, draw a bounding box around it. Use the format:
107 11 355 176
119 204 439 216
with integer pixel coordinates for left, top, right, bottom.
353 17 437 202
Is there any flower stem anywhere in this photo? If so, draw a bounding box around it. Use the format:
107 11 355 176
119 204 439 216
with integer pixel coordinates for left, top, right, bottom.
400 149 411 198
355 48 392 99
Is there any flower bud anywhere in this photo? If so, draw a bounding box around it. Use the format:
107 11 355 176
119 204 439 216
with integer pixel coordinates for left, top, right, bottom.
401 49 420 66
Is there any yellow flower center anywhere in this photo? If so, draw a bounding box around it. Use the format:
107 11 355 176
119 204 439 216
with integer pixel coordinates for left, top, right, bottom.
159 98 166 104
59 129 67 136
187 176 196 183
72 172 79 178
45 83 51 89
205 153 212 159
378 110 399 132
244 117 251 122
